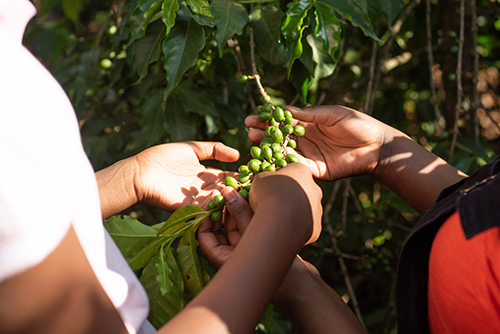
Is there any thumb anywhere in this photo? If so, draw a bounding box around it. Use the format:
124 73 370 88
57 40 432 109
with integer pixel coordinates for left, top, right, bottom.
187 141 240 162
221 186 253 234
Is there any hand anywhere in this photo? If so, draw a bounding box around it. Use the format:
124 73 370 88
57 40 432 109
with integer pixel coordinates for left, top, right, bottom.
132 142 240 211
96 141 240 218
197 186 253 269
250 163 323 245
245 105 391 181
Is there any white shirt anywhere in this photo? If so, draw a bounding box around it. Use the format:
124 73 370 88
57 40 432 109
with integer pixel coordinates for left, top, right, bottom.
0 1 155 333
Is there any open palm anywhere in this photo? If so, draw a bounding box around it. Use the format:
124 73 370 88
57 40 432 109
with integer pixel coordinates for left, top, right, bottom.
246 105 388 181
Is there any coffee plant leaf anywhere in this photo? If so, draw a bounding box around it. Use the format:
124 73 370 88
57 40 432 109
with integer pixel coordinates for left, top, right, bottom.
186 0 213 17
156 205 207 236
142 0 163 33
163 95 198 141
176 226 208 297
162 0 180 35
128 0 160 45
249 4 284 65
140 250 184 328
104 215 158 258
128 237 168 270
314 2 341 61
162 4 205 100
318 0 380 41
132 20 165 84
211 0 248 57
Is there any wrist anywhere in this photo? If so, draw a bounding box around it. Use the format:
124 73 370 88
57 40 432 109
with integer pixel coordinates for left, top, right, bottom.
95 157 139 219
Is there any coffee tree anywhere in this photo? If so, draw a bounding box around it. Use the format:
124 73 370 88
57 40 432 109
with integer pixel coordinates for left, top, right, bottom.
27 0 500 332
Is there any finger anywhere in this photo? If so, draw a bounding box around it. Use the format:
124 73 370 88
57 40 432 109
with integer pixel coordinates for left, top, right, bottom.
286 105 353 126
245 115 267 129
248 128 266 143
221 186 253 235
187 141 240 162
222 208 242 246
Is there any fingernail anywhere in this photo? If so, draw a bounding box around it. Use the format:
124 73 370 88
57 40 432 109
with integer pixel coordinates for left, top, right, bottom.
221 187 238 204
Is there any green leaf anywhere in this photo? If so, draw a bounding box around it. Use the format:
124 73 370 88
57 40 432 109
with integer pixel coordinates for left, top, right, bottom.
314 2 341 61
211 0 249 57
141 92 165 145
176 226 208 297
249 4 284 65
382 0 404 27
162 0 180 35
140 250 184 328
319 0 380 41
127 237 168 270
156 205 207 235
142 0 163 33
128 0 160 45
190 12 216 27
163 96 197 141
132 20 166 84
162 5 205 100
281 0 313 77
156 245 174 295
104 215 158 258
176 81 218 117
186 0 213 17
62 0 82 23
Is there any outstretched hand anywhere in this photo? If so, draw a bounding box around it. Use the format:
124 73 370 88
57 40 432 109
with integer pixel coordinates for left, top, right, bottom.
96 141 240 218
133 142 240 211
245 105 389 181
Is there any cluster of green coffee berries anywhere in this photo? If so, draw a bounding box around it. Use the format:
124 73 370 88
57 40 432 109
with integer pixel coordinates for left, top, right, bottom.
206 101 305 223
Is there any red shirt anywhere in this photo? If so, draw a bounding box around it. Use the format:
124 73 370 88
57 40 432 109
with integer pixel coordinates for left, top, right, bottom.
428 212 500 333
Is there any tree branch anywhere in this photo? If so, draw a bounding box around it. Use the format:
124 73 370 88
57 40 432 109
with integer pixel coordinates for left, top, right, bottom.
426 0 442 136
449 0 465 157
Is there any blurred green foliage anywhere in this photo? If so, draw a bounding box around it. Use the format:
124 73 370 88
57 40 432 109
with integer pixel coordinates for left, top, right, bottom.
25 0 500 332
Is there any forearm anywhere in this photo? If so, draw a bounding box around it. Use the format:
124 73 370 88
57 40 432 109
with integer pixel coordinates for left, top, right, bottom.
159 203 308 334
274 272 367 334
374 126 467 214
95 157 138 219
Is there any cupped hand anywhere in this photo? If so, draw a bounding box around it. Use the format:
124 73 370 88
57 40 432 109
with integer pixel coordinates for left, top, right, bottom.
133 141 240 212
250 163 323 245
245 105 391 181
197 187 253 269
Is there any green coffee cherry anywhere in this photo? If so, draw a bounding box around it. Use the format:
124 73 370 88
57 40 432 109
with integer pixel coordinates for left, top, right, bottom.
250 146 262 160
238 75 249 84
260 138 274 147
372 236 385 247
263 164 276 172
271 143 282 153
265 126 277 137
263 102 273 113
273 152 284 160
239 188 249 200
211 210 222 222
261 146 272 162
271 128 283 143
213 194 225 207
260 161 271 172
281 125 294 135
273 106 285 122
238 172 252 183
287 139 297 149
259 112 272 122
284 116 293 125
275 158 287 168
293 125 305 136
239 165 250 174
284 109 293 119
268 117 279 127
245 183 252 192
225 176 239 188
285 154 300 163
207 200 216 210
248 159 262 173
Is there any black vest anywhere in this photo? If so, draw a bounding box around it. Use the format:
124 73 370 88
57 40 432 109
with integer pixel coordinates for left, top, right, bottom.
396 158 500 333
